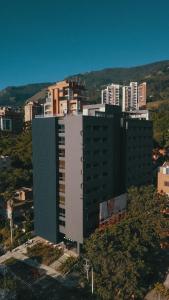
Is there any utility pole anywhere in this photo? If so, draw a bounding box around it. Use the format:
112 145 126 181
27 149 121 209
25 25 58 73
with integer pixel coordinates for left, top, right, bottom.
91 267 94 294
84 259 94 294
84 258 90 281
7 199 14 249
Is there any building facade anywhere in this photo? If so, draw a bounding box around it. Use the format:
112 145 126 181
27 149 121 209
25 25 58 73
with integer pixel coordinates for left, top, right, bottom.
122 86 131 112
24 101 42 123
32 105 153 251
102 82 147 112
44 80 86 116
158 162 169 195
0 107 23 133
138 82 147 109
101 84 121 106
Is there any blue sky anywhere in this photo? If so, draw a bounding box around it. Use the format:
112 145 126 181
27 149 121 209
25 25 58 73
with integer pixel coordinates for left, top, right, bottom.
0 0 169 89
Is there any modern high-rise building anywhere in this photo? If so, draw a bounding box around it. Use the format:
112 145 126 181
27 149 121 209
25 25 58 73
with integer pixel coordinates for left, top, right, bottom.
32 104 152 252
122 86 131 112
24 101 43 123
44 80 86 116
102 82 147 112
101 84 121 106
138 82 147 109
129 82 138 110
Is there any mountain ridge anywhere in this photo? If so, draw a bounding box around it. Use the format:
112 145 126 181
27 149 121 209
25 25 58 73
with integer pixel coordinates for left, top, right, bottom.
1 60 169 106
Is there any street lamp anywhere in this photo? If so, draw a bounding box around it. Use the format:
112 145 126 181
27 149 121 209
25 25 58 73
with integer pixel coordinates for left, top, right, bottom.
7 199 14 249
83 259 94 294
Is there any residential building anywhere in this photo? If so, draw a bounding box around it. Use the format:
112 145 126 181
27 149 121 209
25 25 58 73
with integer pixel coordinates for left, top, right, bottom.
102 82 147 112
32 104 152 252
24 101 43 123
0 187 33 225
15 187 33 201
130 82 138 110
158 162 169 195
101 84 121 106
126 109 149 120
122 86 131 112
138 82 147 109
83 104 149 120
0 107 23 133
44 80 86 116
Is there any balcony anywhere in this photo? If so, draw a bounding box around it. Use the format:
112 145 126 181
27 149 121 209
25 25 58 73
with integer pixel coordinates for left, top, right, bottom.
59 160 65 170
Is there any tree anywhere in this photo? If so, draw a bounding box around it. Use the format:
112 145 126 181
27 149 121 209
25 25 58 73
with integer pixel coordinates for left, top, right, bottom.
0 128 32 195
83 186 169 300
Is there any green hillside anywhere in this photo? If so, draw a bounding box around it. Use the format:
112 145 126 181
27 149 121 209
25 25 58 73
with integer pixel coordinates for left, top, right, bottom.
67 60 169 103
0 83 52 107
1 60 169 106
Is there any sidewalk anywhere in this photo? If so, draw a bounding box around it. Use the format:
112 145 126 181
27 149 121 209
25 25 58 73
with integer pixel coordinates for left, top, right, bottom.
0 244 79 288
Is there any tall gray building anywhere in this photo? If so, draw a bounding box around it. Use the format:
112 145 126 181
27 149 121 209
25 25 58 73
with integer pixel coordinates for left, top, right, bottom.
32 105 153 252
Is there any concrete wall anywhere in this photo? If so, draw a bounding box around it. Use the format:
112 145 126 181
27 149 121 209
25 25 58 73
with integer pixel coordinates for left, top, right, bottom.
158 172 169 195
64 115 83 244
32 117 59 243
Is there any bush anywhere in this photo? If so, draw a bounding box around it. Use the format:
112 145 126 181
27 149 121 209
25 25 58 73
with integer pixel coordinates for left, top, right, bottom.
27 243 63 265
58 256 77 274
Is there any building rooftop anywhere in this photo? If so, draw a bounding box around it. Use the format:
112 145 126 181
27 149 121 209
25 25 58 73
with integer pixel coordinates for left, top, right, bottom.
162 161 169 168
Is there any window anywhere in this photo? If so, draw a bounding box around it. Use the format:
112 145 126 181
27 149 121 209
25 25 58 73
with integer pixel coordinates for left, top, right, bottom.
94 150 99 155
93 125 100 131
59 208 65 217
59 136 65 145
93 138 100 142
59 172 65 181
59 196 65 205
59 220 65 227
58 124 65 133
93 162 99 167
2 119 12 131
93 174 98 179
59 160 65 169
59 149 65 157
59 184 65 193
164 181 169 187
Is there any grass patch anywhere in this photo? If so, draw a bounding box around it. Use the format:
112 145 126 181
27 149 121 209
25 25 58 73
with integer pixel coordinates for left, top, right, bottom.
58 256 77 274
4 257 17 266
27 242 63 266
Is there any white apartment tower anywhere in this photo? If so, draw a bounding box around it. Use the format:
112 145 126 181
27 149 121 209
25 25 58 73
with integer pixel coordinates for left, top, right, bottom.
129 82 138 110
138 82 147 108
101 82 146 112
122 86 131 112
101 84 121 106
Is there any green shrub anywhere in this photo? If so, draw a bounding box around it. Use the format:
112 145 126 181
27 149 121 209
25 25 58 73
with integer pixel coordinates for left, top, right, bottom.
27 243 63 265
58 256 77 274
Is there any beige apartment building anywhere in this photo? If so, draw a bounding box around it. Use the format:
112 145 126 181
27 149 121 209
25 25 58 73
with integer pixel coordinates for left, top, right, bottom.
101 84 121 106
24 101 42 122
102 82 147 111
138 82 147 109
44 80 86 116
0 106 22 133
158 162 169 195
